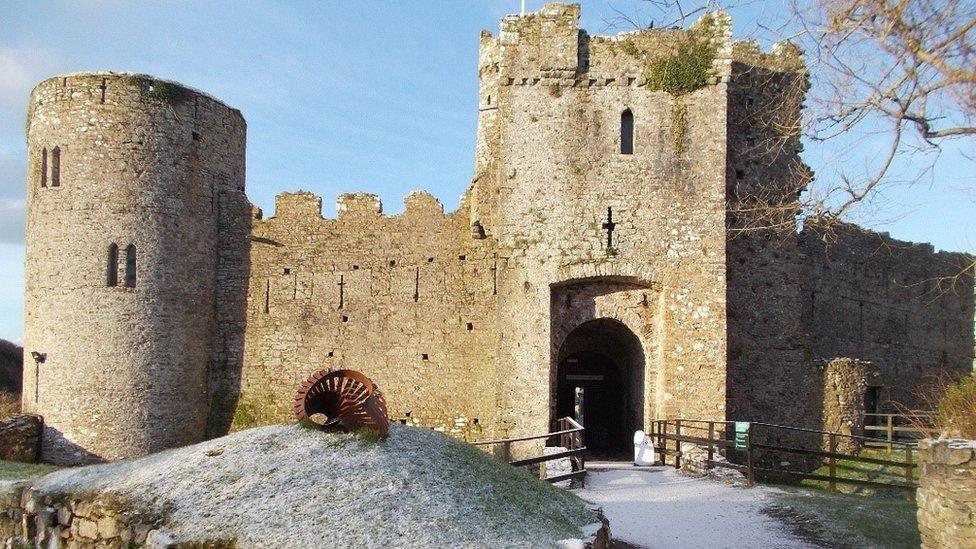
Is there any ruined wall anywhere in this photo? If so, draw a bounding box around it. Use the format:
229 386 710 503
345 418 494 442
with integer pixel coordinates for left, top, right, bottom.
23 72 249 463
724 42 818 429
822 357 870 453
802 223 975 410
477 4 732 440
238 191 499 438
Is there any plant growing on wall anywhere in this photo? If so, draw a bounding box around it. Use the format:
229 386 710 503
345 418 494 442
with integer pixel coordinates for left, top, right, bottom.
645 39 717 95
125 75 192 106
670 102 689 154
644 13 722 96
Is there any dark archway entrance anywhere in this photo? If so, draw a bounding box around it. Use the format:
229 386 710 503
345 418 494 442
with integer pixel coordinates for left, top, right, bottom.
555 318 645 457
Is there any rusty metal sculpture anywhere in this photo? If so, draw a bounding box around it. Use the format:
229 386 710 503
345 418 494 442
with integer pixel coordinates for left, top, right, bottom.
293 369 390 438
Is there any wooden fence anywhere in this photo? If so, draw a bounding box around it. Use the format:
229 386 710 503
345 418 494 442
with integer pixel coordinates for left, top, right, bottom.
649 419 917 497
472 416 587 486
863 412 936 450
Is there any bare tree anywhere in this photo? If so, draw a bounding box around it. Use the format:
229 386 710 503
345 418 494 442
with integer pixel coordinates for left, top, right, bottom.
792 0 975 222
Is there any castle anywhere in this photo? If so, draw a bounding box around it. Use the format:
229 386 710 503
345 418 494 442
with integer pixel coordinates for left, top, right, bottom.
21 4 974 464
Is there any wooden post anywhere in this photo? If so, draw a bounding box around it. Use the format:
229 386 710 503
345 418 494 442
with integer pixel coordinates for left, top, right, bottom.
746 423 755 487
707 422 715 470
674 420 682 470
658 421 665 465
828 433 837 492
886 415 894 453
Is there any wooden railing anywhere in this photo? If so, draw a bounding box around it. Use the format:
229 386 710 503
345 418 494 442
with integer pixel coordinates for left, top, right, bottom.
863 412 937 450
649 419 917 497
472 417 587 486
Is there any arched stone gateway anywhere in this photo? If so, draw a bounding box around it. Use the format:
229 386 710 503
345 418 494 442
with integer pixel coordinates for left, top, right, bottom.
550 277 660 457
556 319 645 455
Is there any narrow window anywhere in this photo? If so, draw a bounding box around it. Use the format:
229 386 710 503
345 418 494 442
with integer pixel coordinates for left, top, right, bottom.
51 146 61 187
106 244 119 287
124 244 137 287
40 148 47 187
620 108 634 155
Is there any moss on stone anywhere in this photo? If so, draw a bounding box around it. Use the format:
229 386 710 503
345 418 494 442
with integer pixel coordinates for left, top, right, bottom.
230 391 281 431
670 102 688 154
124 75 193 106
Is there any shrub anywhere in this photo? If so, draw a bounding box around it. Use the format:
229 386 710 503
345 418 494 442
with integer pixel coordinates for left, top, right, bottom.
645 37 716 96
934 374 976 439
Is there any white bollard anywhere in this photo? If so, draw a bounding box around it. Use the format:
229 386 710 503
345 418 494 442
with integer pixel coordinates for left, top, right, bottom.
634 430 655 465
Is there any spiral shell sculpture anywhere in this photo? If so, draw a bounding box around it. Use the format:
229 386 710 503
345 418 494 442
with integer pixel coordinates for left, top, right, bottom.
293 369 389 439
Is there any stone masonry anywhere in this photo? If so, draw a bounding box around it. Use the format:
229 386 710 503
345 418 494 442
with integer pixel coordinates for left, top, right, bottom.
917 439 976 548
21 4 975 464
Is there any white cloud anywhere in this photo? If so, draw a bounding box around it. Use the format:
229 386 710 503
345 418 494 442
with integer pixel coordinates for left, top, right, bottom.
0 45 58 121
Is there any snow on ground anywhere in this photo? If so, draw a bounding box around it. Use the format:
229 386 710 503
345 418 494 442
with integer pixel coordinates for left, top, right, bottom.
575 464 816 549
27 424 597 548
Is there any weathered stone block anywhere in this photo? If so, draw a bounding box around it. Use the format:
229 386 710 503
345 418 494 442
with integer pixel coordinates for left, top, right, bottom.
75 518 97 540
917 438 976 548
0 414 42 463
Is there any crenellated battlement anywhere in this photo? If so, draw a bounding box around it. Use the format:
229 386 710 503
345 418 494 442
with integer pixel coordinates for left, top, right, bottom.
266 190 455 224
273 191 323 220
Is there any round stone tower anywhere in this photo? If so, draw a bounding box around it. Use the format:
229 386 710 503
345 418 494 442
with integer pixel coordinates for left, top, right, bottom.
22 72 247 464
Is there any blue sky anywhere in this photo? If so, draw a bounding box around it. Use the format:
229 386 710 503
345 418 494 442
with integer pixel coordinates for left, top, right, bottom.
0 1 972 344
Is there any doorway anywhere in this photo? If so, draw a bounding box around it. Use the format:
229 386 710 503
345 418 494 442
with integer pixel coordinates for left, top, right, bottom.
554 318 645 457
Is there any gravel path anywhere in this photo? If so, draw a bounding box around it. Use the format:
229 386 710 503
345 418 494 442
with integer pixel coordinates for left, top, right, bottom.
574 464 816 549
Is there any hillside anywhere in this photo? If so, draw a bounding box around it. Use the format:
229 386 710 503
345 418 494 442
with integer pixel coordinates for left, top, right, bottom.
0 340 21 395
13 424 598 547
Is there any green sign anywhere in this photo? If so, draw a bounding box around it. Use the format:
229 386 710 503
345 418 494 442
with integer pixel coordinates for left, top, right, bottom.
734 421 751 451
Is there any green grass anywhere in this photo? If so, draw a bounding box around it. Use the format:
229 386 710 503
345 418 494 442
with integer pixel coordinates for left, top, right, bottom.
769 486 920 549
799 448 916 497
0 460 60 480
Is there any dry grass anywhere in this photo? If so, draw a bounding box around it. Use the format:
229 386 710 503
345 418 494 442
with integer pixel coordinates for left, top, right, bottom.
934 374 976 439
902 373 976 439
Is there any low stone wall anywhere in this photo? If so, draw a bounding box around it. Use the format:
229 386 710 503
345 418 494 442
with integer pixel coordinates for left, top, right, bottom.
0 482 174 548
917 439 976 548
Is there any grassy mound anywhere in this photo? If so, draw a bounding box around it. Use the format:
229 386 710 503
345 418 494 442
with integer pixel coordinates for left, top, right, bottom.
28 424 595 547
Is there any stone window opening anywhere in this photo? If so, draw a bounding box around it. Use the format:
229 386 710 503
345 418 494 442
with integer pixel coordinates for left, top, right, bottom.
467 322 474 331
620 108 634 155
124 244 137 288
51 147 61 187
40 148 47 188
106 244 119 287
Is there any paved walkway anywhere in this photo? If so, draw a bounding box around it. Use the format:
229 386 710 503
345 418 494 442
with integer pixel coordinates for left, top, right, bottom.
573 464 814 549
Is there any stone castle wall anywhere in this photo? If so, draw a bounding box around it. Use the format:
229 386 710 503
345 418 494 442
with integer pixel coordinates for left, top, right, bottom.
723 39 819 431
237 190 500 437
23 72 250 463
802 223 975 410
